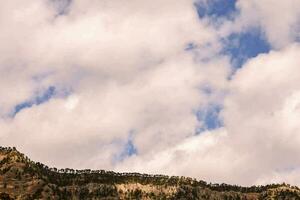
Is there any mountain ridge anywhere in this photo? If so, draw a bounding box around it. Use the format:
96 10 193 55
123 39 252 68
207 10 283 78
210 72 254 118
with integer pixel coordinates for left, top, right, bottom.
0 146 299 199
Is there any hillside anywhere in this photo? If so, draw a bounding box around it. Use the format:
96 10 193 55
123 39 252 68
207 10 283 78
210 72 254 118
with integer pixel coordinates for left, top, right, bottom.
0 147 299 200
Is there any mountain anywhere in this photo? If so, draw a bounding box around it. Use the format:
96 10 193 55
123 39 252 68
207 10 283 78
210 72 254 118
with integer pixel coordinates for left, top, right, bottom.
0 147 299 200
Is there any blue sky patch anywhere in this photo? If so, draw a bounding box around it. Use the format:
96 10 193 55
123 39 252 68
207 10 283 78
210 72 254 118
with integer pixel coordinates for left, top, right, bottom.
222 28 271 69
122 138 137 157
35 86 56 105
200 84 213 96
196 104 223 134
185 42 198 51
52 0 72 16
194 0 237 19
13 86 56 116
114 134 138 162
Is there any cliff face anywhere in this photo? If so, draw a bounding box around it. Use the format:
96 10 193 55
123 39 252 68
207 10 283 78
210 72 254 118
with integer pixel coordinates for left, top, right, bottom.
0 147 299 200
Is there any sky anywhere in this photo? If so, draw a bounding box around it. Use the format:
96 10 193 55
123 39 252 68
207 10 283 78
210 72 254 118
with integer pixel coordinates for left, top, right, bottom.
1 0 300 186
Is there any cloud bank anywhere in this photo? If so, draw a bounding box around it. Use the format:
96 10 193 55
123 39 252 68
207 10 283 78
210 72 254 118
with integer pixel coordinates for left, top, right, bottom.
1 0 300 186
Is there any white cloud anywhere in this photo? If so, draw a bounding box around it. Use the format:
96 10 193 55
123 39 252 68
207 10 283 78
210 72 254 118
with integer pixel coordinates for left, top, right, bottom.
223 44 300 185
117 44 300 186
1 0 300 187
0 0 229 170
220 0 300 48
